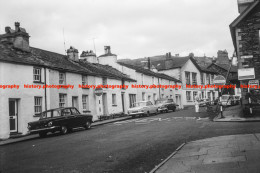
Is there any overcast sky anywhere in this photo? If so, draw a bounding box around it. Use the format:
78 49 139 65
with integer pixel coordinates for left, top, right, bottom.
0 0 239 59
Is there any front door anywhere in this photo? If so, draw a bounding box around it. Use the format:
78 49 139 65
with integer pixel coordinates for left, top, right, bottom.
121 93 125 113
9 99 18 133
72 96 79 109
102 93 108 116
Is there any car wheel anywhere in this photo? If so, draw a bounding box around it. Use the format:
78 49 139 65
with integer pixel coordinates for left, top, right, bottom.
60 125 68 135
166 109 169 113
84 121 91 130
39 132 47 138
173 108 176 112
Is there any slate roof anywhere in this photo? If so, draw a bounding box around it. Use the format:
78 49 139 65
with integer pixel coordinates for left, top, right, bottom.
0 43 135 82
152 56 190 71
117 62 181 83
207 63 238 73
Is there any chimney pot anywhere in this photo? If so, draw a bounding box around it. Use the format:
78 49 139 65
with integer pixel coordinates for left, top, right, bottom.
104 46 111 54
15 22 20 31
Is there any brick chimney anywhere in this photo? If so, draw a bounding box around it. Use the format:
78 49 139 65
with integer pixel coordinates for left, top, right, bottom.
237 0 255 13
0 22 30 52
80 50 97 63
67 46 79 61
104 46 111 54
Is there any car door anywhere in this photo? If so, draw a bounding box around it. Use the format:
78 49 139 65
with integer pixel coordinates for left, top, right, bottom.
148 101 157 113
71 108 86 127
61 108 77 128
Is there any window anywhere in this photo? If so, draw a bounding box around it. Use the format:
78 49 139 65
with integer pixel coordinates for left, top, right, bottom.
210 74 214 84
82 75 88 85
148 95 151 101
112 94 117 105
142 92 145 101
129 94 136 108
82 95 89 111
185 72 190 85
59 94 66 108
206 74 210 84
161 94 164 98
186 91 191 101
192 73 197 85
33 67 41 82
201 73 204 85
59 72 66 85
102 77 107 85
170 95 173 98
201 91 204 99
207 92 211 100
193 91 198 101
212 92 215 101
34 97 42 114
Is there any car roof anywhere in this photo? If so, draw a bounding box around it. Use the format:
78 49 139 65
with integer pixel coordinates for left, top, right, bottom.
43 107 76 112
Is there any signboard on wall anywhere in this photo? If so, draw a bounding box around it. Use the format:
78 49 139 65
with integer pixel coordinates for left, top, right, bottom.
238 68 255 80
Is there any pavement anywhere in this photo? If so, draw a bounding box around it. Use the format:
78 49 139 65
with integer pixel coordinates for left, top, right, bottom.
0 116 131 146
154 133 260 173
214 105 260 122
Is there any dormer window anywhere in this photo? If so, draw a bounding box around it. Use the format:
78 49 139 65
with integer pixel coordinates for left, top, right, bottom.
59 72 66 85
33 67 41 82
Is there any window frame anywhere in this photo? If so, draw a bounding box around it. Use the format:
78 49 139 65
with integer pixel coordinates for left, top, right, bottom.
185 72 191 85
33 67 42 83
186 91 192 101
59 72 66 85
34 96 42 115
192 72 197 85
112 94 117 106
82 95 89 111
59 94 66 108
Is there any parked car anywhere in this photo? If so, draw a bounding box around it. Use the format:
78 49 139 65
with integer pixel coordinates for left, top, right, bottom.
199 99 210 107
234 95 241 105
155 98 177 113
220 95 235 106
127 101 158 118
28 107 93 137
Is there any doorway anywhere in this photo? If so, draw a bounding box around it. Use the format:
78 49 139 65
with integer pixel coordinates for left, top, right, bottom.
72 96 79 109
121 92 125 113
102 93 108 116
9 99 19 133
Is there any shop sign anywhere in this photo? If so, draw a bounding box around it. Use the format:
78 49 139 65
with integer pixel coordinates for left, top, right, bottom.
238 68 255 80
95 88 103 96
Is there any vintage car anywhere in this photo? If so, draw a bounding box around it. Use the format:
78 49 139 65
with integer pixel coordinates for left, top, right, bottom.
198 98 210 107
127 101 158 118
155 98 177 113
220 95 235 106
234 95 241 105
28 107 93 137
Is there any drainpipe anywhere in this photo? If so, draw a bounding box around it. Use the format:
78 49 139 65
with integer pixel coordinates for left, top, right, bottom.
158 78 161 99
44 67 47 111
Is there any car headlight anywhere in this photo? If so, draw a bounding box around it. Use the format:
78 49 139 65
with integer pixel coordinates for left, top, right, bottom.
48 121 53 127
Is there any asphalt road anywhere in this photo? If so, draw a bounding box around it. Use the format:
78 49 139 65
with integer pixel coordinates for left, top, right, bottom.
2 109 260 173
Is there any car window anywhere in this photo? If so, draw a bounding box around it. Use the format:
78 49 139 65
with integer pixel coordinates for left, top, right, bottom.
133 102 146 107
61 109 71 116
167 99 173 103
53 110 61 117
146 101 153 106
40 111 52 119
71 108 80 115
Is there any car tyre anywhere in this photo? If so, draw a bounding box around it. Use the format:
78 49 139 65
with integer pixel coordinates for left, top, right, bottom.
166 109 169 113
60 125 68 135
39 132 47 138
84 121 91 130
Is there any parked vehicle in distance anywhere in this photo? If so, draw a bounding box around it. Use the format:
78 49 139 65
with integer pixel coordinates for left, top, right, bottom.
28 107 93 137
220 95 235 106
234 95 241 105
127 101 158 118
199 98 210 107
155 98 177 113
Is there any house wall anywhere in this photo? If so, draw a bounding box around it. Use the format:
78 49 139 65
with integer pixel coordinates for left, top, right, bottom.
0 62 45 139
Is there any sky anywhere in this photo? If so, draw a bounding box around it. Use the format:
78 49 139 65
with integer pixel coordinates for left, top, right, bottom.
0 0 239 59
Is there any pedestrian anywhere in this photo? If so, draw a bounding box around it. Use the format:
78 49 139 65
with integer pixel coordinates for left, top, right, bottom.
194 95 200 113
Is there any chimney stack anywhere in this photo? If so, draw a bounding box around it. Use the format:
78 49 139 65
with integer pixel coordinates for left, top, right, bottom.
104 46 111 54
80 50 97 63
0 22 30 52
67 46 79 61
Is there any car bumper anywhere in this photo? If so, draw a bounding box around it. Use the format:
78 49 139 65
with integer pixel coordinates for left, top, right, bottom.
158 107 167 111
29 126 60 134
129 112 144 116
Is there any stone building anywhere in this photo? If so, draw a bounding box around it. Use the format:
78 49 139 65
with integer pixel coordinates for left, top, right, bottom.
230 0 260 114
